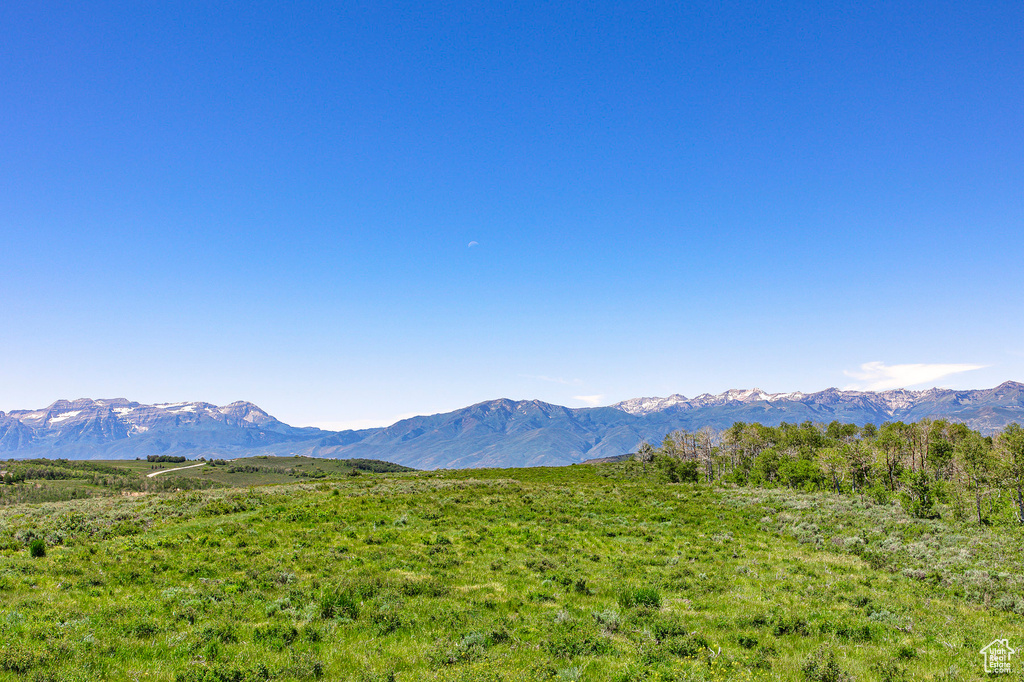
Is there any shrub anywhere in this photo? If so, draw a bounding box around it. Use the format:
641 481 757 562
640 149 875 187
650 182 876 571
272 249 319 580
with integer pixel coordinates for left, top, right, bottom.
430 632 488 665
253 622 298 650
899 471 938 519
677 460 700 482
867 484 891 505
370 599 411 635
175 663 271 682
28 539 45 558
593 609 620 632
772 613 810 637
801 645 853 682
319 588 360 621
894 645 917 661
646 612 689 640
861 549 888 570
662 633 709 658
543 619 612 658
737 634 759 649
872 658 908 682
819 618 873 642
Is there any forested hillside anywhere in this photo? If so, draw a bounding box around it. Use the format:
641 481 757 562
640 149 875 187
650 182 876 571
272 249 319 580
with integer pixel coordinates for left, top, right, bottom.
640 418 1024 526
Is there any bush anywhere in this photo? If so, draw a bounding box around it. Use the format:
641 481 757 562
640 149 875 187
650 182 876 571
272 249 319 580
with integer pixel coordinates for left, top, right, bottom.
867 484 891 505
543 619 612 658
678 460 700 483
772 613 810 637
801 645 853 682
253 622 298 650
818 618 873 642
872 658 908 682
662 633 709 658
593 609 620 632
175 663 271 682
737 634 759 649
640 611 691 642
430 632 489 665
28 539 45 558
319 588 360 621
899 471 938 519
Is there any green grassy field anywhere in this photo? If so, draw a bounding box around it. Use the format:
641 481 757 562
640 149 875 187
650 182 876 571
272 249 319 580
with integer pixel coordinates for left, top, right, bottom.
0 456 412 505
1 461 1022 681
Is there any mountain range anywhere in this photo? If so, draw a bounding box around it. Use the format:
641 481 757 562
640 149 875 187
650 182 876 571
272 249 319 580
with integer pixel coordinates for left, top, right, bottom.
3 382 1024 469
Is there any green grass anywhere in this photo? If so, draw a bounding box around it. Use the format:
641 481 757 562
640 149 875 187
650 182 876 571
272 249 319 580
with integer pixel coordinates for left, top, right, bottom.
0 462 1021 680
0 456 414 506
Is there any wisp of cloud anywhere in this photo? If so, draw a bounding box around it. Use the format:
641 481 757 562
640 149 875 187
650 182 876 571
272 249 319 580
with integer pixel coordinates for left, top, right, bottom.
843 361 987 391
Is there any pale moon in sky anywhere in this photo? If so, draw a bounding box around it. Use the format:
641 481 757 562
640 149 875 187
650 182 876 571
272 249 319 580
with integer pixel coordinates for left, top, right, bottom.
468 241 479 248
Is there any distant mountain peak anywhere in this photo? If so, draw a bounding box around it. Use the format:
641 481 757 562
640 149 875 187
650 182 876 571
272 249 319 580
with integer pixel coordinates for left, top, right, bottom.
2 383 1023 467
610 384 1019 417
612 387 810 414
0 398 315 456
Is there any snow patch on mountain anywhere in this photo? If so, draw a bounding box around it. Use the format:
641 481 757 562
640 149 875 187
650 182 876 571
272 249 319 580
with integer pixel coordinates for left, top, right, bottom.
612 386 957 416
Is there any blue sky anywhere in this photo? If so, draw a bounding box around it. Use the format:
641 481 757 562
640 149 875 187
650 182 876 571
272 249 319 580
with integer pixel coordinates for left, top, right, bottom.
1 1 1022 429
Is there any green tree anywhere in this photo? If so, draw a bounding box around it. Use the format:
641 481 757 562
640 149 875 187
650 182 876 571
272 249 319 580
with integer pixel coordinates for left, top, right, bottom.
901 469 937 518
750 448 781 485
819 446 847 493
778 457 822 490
846 441 873 492
875 422 909 491
997 422 1024 524
927 438 955 479
956 431 992 524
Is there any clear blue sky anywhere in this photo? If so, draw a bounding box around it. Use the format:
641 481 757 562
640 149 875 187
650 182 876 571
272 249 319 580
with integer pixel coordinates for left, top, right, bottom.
2 1 1022 428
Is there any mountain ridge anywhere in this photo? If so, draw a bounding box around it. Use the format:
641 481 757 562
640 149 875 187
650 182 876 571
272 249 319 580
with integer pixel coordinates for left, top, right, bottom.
610 385 954 415
2 382 1023 468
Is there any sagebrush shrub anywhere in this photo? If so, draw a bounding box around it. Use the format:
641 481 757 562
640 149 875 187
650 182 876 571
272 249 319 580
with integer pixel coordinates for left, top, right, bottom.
802 645 853 682
592 609 620 632
872 658 908 682
430 632 488 665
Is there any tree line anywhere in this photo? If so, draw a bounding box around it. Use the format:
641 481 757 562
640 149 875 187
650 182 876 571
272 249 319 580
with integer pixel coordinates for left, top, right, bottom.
636 419 1024 525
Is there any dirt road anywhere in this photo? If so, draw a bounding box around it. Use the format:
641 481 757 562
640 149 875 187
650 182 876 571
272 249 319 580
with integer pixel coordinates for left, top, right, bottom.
146 462 207 478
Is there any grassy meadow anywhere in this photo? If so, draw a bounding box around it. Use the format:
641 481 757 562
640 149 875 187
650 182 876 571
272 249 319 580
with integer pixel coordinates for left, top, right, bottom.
0 456 412 505
1 461 1022 681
